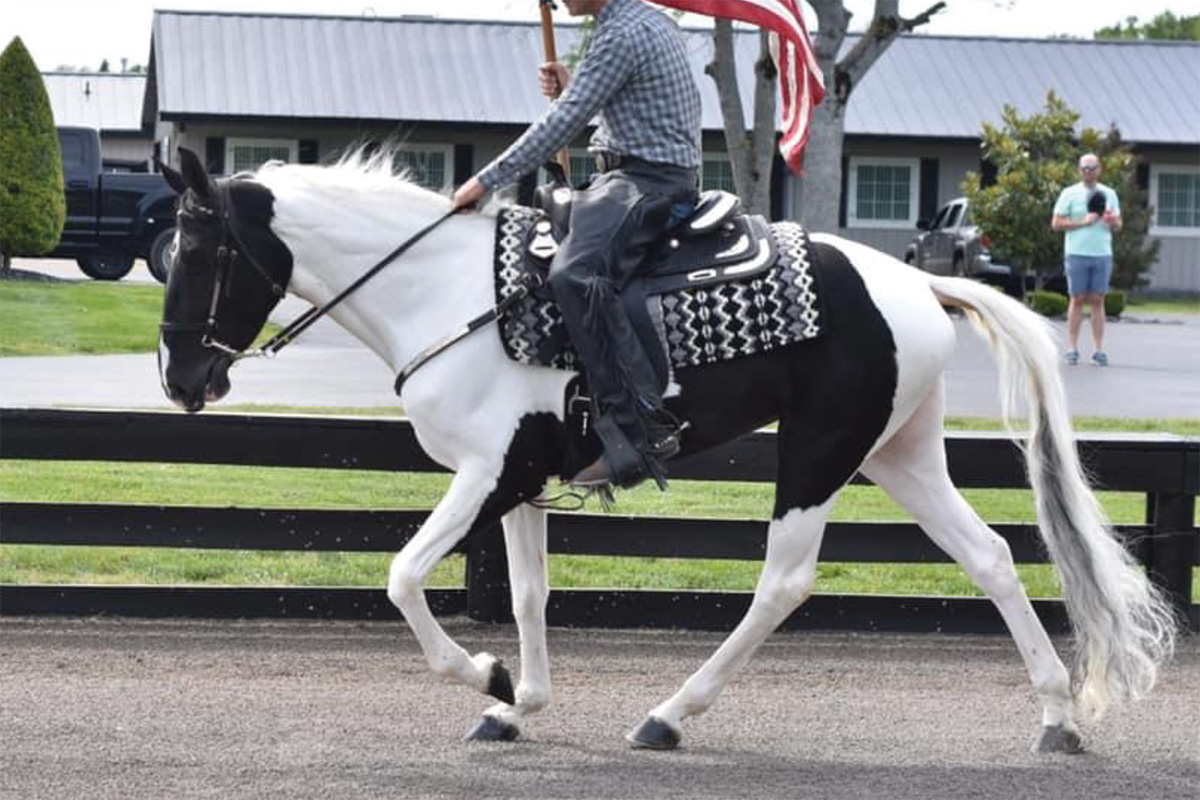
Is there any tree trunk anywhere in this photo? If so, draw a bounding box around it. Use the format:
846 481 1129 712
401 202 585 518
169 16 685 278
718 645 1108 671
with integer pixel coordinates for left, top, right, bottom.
795 99 846 232
707 21 775 216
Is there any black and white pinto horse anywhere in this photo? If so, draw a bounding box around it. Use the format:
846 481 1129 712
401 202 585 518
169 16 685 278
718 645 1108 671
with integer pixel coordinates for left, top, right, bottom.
157 149 1175 753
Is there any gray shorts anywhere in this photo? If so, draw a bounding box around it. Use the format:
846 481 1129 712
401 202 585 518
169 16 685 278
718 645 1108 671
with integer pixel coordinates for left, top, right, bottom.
1065 254 1113 296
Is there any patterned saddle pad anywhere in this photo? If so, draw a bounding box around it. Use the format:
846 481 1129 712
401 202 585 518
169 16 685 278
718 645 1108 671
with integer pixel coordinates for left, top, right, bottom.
493 206 824 373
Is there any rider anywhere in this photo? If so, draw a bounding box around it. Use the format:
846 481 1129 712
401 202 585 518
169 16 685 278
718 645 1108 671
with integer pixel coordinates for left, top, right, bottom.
452 0 702 490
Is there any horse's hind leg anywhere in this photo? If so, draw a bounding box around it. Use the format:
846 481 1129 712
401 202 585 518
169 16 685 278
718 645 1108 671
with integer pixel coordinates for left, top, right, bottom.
466 503 552 742
628 488 836 749
860 384 1080 753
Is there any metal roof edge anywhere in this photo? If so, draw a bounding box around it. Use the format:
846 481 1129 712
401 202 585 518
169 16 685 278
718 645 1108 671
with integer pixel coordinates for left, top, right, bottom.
148 10 1200 46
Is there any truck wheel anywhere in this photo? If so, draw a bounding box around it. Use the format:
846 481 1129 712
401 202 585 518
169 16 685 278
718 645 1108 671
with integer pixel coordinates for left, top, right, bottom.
77 254 135 281
147 227 177 284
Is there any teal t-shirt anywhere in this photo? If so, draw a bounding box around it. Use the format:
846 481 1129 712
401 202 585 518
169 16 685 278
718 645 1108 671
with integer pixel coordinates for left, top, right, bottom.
1053 182 1120 257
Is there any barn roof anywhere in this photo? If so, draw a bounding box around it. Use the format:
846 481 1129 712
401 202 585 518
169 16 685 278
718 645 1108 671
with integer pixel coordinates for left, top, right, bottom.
43 72 147 132
147 10 1200 145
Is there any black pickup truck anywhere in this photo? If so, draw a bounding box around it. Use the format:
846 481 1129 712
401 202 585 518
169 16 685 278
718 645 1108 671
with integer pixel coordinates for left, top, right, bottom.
52 126 177 282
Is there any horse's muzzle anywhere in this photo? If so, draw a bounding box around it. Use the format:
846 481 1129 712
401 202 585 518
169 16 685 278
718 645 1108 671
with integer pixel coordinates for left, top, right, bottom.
159 337 232 412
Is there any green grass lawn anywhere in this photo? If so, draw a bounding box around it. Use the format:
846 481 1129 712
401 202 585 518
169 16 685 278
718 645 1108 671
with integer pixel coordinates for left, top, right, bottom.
1124 296 1200 315
0 278 280 356
0 280 165 356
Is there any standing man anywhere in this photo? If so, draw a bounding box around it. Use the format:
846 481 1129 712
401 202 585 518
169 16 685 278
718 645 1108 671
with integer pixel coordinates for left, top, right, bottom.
1051 153 1122 366
453 0 702 490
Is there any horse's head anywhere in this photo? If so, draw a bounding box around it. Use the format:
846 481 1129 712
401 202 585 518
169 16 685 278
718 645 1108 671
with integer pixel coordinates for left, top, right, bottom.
157 148 293 412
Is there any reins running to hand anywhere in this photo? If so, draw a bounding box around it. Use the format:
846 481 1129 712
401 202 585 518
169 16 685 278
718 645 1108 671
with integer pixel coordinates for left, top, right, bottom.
234 204 464 362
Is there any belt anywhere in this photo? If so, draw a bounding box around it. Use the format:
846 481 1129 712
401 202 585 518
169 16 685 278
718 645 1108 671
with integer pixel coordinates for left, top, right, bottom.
594 151 658 173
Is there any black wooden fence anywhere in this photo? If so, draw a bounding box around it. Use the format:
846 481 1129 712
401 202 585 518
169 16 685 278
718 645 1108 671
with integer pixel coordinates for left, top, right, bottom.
1 408 1196 633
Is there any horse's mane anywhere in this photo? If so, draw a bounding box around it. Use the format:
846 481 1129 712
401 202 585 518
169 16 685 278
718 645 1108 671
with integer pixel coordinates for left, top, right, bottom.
252 142 458 214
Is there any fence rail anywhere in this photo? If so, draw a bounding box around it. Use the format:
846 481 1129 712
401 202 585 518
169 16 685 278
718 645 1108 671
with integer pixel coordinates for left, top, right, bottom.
1 408 1196 632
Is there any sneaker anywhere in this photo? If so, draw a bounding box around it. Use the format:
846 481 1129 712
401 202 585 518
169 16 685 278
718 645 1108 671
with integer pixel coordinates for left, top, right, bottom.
1091 351 1108 367
1065 350 1080 366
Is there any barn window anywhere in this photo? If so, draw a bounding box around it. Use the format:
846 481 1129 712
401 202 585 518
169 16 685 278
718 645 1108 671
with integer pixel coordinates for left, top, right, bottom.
392 144 453 193
1150 165 1200 234
226 138 298 174
847 157 920 229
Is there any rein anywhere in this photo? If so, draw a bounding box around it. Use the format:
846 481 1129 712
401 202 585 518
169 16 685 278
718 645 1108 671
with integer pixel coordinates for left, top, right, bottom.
238 204 464 362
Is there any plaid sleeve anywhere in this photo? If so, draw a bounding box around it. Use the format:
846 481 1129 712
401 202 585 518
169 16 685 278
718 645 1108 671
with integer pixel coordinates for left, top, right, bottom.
477 27 637 189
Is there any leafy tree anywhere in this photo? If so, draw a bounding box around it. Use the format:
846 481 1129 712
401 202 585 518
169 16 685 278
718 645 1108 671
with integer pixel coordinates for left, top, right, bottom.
0 37 65 273
1095 11 1200 40
963 93 1157 289
98 58 110 73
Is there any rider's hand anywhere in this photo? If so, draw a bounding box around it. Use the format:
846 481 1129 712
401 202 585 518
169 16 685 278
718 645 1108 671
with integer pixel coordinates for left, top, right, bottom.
452 177 487 212
539 62 570 99
1081 212 1099 227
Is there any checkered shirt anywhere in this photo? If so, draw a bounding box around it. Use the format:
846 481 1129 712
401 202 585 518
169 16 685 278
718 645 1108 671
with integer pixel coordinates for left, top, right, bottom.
478 0 702 190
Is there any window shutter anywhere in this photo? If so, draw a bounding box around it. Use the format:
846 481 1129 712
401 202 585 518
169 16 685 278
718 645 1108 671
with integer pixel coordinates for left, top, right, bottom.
919 158 940 222
298 139 319 164
838 156 849 228
1136 163 1150 192
205 137 225 175
454 144 474 186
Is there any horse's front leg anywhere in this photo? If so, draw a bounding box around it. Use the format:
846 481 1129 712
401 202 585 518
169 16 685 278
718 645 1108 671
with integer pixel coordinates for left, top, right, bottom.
387 467 516 704
466 502 552 742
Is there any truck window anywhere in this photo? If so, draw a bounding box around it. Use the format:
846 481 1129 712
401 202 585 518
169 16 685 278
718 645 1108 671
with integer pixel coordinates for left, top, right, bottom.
59 132 87 171
944 204 963 228
930 205 950 230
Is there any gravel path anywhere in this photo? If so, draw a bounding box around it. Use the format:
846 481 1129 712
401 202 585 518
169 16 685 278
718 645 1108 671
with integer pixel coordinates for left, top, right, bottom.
2 616 1196 800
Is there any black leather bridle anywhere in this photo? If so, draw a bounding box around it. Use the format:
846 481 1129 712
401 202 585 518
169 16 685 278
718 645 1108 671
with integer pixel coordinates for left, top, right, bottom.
159 178 544 394
160 178 460 364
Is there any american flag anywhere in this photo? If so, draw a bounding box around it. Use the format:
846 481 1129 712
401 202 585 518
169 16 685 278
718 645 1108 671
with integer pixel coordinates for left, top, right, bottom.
649 0 826 173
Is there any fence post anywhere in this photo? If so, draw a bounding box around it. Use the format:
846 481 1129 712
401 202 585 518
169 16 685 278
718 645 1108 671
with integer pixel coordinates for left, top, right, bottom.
1147 492 1196 632
465 523 512 624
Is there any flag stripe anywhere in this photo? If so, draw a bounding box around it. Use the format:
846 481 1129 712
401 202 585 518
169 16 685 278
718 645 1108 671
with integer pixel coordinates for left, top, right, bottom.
650 0 825 172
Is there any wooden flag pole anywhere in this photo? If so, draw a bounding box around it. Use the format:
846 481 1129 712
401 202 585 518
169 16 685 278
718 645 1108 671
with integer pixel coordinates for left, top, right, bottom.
539 0 572 181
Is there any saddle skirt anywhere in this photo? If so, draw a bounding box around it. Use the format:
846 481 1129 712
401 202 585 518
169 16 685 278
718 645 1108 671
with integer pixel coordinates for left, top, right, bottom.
492 204 825 379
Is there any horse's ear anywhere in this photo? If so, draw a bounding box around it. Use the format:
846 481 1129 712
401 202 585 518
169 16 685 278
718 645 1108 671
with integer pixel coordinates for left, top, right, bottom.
177 147 215 199
159 158 187 195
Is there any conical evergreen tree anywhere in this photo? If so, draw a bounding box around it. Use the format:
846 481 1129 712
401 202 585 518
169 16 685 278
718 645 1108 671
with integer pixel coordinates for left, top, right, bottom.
1 36 65 272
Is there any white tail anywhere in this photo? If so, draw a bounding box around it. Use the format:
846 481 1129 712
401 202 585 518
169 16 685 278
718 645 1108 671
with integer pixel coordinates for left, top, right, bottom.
930 276 1177 718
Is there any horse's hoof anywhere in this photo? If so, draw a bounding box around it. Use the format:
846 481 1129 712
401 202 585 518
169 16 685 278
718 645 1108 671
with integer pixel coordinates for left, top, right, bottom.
1035 724 1084 754
465 715 520 742
486 659 516 705
626 716 681 750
